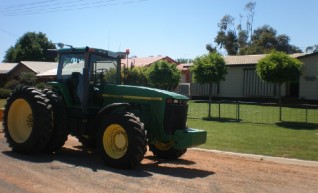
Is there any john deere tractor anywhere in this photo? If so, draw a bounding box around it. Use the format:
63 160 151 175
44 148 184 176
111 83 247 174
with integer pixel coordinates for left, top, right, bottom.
3 46 206 169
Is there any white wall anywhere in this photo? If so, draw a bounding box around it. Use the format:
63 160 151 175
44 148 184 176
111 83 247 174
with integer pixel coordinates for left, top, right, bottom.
220 66 245 97
299 56 318 100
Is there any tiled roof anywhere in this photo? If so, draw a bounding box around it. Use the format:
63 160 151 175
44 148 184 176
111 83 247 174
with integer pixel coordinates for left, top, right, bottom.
20 61 58 73
0 63 19 74
177 63 192 71
224 53 306 65
121 56 176 68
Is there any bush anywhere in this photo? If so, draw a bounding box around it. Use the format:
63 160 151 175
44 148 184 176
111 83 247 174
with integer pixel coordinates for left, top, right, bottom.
0 88 12 99
4 79 20 89
35 82 50 89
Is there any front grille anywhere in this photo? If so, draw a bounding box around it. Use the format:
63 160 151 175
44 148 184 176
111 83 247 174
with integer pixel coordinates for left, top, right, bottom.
164 101 188 134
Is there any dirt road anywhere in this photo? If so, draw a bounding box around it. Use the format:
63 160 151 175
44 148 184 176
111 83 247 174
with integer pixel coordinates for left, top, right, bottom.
0 130 317 193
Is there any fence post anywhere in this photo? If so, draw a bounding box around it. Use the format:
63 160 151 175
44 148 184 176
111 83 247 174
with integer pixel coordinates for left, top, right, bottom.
305 105 308 123
237 100 240 122
218 101 221 120
279 104 282 122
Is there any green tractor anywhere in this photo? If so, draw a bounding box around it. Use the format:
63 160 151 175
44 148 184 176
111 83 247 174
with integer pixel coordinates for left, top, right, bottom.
3 46 206 169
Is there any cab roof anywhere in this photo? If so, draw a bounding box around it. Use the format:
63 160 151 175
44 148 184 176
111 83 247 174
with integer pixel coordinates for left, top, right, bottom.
57 47 126 59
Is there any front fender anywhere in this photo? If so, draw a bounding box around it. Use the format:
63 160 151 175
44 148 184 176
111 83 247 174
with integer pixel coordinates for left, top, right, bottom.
93 103 130 127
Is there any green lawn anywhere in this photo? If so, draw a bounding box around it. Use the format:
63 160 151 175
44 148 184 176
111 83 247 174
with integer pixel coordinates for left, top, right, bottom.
188 116 318 161
188 101 318 161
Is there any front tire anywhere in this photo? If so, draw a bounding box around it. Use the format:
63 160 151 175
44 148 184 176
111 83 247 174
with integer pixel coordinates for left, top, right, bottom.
3 86 53 154
98 112 146 169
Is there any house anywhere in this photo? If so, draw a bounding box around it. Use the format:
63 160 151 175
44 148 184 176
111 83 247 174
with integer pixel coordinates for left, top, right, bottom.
0 61 58 85
177 63 192 83
121 56 177 69
0 63 24 85
180 53 318 101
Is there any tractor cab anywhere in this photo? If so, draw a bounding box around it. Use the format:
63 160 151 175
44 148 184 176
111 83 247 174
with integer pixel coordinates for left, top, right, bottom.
54 47 125 111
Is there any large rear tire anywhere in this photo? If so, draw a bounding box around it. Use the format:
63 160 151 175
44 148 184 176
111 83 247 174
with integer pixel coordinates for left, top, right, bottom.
42 89 69 153
97 112 146 169
149 142 187 159
3 86 52 154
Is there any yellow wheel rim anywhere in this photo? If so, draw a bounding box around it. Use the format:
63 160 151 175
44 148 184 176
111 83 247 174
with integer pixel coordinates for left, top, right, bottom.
103 124 128 159
7 99 33 143
154 141 174 151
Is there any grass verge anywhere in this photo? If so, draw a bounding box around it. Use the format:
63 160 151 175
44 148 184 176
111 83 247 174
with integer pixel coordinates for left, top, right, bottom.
188 118 318 161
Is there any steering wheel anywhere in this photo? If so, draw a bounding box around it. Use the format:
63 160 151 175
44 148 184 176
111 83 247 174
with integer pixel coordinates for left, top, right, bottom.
94 68 108 81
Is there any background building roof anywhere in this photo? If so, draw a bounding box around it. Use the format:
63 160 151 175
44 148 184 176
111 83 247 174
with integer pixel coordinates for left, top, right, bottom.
36 68 57 77
121 56 176 68
224 53 306 66
0 63 19 74
20 61 58 74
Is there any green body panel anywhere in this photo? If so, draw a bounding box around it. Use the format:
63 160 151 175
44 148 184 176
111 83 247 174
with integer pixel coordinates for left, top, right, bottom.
173 128 207 149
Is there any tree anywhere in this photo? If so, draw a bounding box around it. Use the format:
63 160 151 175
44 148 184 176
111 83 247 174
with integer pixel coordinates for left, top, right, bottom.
256 51 303 104
214 15 239 55
147 60 181 90
212 2 302 55
175 58 193 64
206 44 218 53
305 44 318 53
124 67 148 86
191 52 228 118
244 1 256 41
247 25 302 54
3 32 56 62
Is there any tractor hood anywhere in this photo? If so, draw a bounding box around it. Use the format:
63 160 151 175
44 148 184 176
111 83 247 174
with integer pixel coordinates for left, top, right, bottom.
102 84 188 102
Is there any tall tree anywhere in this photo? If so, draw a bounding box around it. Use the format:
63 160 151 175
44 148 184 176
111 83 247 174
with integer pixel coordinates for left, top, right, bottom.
147 60 181 90
191 52 228 118
244 1 256 41
212 2 302 55
214 15 239 55
256 51 303 104
3 32 56 62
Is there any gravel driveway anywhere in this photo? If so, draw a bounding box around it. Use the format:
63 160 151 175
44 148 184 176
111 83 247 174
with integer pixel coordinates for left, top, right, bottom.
0 130 317 193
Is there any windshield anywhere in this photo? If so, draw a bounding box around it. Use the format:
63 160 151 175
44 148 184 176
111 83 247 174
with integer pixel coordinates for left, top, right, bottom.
90 54 119 84
58 53 85 81
58 52 119 84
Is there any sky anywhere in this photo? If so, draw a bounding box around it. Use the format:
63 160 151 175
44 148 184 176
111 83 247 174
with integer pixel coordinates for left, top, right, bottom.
0 0 317 61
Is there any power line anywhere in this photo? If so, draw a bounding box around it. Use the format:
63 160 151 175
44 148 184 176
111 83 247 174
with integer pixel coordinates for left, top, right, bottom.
0 0 59 11
0 28 19 37
0 0 148 16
